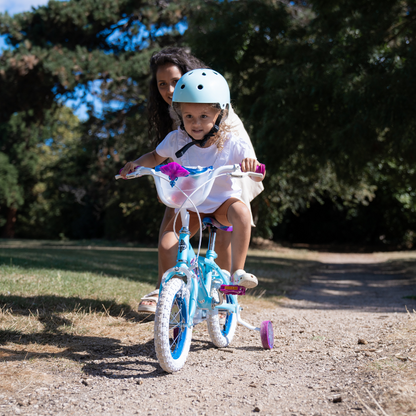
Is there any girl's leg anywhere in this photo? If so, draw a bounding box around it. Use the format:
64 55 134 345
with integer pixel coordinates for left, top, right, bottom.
214 230 232 271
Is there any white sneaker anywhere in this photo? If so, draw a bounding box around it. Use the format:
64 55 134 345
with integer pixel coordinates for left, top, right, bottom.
231 269 258 289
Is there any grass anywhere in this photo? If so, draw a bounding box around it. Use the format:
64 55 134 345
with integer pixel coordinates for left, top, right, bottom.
0 238 312 339
0 238 312 394
2 238 414 410
0 239 313 314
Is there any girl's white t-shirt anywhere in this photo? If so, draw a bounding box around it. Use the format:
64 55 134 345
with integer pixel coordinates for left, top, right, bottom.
169 105 264 225
156 128 255 214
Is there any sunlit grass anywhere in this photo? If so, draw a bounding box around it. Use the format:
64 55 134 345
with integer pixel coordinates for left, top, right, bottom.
0 239 309 344
0 239 310 393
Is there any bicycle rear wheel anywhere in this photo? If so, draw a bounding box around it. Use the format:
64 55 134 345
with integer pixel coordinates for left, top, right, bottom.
207 294 237 348
154 278 192 372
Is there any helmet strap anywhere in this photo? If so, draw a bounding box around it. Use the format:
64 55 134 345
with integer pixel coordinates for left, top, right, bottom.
175 111 223 158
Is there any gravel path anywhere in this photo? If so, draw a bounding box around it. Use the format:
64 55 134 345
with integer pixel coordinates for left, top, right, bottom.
1 253 415 416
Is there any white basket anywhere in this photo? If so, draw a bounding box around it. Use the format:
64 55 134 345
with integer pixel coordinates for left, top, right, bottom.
154 168 215 209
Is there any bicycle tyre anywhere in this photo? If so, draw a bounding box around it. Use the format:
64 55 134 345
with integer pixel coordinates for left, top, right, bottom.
154 278 193 373
207 294 237 348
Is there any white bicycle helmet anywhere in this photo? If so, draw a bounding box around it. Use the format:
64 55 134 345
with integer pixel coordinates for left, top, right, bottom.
172 68 230 109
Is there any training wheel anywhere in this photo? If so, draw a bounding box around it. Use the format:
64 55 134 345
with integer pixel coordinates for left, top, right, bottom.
260 320 274 349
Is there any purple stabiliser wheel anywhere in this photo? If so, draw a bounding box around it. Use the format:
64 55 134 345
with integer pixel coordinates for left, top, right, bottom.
260 320 274 349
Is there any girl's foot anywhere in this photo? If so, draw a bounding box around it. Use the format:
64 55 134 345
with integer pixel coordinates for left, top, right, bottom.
231 269 258 289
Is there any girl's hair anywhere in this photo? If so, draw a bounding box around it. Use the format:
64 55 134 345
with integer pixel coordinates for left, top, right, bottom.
173 103 232 152
148 47 208 146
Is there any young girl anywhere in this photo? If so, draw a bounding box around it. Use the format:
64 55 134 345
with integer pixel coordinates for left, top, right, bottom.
137 48 263 311
121 69 265 287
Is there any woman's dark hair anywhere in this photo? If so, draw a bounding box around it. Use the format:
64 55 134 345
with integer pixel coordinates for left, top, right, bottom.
148 47 208 145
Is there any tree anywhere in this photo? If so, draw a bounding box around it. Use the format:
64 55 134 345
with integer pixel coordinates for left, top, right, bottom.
0 153 23 237
186 0 416 245
187 0 416 175
0 0 189 239
0 0 188 121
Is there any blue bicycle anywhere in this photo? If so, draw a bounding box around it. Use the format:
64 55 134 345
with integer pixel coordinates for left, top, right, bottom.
116 162 273 373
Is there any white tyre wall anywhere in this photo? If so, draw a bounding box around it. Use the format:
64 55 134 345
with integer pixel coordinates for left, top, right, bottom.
207 295 237 348
154 278 193 373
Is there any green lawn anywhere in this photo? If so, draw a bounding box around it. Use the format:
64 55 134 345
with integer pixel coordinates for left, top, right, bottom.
0 239 313 344
0 239 313 312
0 243 158 314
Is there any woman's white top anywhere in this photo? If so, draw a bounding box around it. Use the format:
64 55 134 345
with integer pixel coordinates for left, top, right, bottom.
156 129 255 214
227 107 264 225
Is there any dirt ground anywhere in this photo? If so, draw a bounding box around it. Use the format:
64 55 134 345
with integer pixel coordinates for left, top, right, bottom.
1 250 416 416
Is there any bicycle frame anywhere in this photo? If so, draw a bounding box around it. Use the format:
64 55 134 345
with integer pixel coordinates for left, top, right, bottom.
116 163 273 372
115 163 265 330
160 207 239 328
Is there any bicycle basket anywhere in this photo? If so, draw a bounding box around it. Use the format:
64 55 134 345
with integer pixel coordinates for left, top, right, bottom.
153 165 215 209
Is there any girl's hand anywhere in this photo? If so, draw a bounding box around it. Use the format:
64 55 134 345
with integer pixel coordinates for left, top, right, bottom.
241 158 260 173
120 161 138 178
240 158 265 181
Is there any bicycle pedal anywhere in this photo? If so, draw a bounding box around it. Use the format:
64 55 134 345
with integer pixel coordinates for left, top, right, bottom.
219 285 246 295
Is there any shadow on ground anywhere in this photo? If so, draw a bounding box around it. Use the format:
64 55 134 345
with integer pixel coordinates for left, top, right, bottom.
284 260 416 313
0 325 230 381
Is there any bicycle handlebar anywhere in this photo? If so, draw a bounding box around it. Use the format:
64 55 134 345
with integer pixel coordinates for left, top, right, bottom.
115 163 265 181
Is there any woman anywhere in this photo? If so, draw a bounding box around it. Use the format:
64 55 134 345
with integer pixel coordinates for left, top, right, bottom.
138 47 263 313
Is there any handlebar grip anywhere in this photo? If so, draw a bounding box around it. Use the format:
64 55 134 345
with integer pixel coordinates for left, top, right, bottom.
239 163 265 175
118 165 141 180
256 164 265 175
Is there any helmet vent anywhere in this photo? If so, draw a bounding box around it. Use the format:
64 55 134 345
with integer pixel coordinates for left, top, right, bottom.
197 85 204 90
202 72 206 76
181 84 185 89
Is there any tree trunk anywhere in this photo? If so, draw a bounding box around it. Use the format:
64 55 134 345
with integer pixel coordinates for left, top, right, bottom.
2 207 17 238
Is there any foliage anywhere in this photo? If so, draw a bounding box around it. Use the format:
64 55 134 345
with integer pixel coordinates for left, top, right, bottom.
0 0 188 239
0 0 187 121
187 0 416 246
1 0 416 246
0 153 23 228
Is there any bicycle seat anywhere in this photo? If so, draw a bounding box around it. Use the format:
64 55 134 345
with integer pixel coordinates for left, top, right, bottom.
202 217 233 232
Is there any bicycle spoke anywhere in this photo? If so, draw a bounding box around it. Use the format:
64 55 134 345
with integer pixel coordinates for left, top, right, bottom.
169 297 186 352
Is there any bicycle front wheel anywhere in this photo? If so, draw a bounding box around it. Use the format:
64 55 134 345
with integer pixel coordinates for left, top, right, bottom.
154 278 192 373
207 294 237 348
